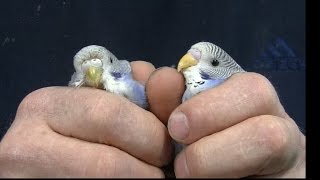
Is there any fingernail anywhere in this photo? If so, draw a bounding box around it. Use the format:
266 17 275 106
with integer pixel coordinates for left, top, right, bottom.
174 150 190 177
168 112 189 141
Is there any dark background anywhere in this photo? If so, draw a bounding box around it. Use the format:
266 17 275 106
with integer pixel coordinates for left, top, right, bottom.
0 0 305 139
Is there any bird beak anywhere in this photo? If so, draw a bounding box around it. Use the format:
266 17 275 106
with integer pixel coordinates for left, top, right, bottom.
85 67 103 88
177 53 198 72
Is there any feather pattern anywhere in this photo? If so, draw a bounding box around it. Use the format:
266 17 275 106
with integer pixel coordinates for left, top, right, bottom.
69 45 148 109
175 41 246 157
180 42 246 102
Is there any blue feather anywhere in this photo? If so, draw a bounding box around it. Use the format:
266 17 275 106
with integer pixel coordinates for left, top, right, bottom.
200 71 211 80
111 72 122 79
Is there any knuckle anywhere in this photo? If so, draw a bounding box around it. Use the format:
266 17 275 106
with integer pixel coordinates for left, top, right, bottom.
252 115 291 156
246 73 279 110
16 87 54 116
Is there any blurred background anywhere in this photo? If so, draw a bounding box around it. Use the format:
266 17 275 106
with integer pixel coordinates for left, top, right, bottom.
0 0 305 138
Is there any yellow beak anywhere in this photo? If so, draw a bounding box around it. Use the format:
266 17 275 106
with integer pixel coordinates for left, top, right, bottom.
85 67 103 88
177 53 198 72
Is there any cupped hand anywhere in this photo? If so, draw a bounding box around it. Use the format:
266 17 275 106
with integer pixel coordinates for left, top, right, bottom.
146 67 305 178
0 61 172 178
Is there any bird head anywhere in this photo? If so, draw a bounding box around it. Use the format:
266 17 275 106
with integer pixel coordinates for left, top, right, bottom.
177 42 222 72
73 45 118 88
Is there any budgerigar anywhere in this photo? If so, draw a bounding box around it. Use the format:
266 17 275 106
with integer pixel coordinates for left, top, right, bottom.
174 41 246 155
177 42 246 102
68 45 148 109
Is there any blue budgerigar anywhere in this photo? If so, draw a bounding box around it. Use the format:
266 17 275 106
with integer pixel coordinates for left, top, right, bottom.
174 42 246 155
68 45 148 109
177 42 246 102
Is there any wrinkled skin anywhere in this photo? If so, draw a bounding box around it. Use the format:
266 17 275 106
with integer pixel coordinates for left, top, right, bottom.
0 63 305 178
0 61 172 178
147 67 305 178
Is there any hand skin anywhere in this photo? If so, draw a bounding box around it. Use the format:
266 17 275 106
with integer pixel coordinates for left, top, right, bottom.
146 67 305 178
0 61 173 178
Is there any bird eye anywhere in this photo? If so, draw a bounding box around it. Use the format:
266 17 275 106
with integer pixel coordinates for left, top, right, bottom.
110 58 113 63
211 59 219 66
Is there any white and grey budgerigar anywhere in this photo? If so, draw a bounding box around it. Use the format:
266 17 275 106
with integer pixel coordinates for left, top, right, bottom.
68 45 148 109
174 42 246 155
177 41 246 102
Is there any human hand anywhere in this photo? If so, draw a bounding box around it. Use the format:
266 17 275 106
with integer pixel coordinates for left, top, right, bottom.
0 61 172 178
146 67 305 178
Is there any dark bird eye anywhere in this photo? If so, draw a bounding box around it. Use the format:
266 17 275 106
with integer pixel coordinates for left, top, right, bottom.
110 58 113 63
211 59 219 66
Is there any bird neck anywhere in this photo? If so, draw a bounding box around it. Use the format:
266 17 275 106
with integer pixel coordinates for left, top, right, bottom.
182 65 203 85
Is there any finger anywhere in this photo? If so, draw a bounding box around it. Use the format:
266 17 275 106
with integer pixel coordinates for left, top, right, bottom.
130 61 156 85
174 115 303 178
168 72 289 144
19 87 172 167
146 67 185 125
0 121 164 177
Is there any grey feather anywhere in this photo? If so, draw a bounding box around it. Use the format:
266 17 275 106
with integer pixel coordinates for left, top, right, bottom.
68 45 148 109
68 72 84 87
111 60 132 75
74 45 117 73
194 42 246 79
